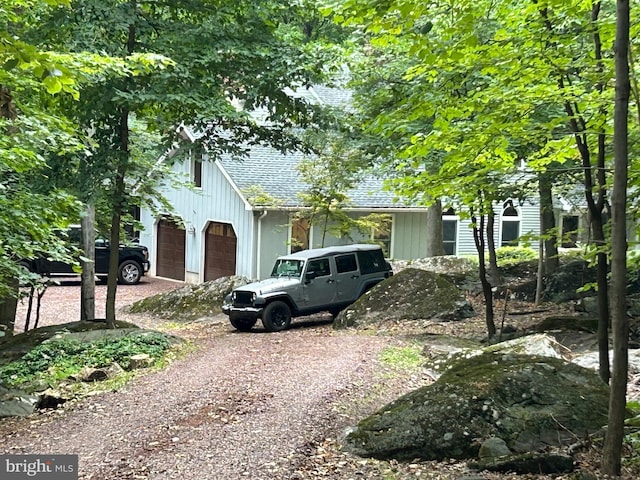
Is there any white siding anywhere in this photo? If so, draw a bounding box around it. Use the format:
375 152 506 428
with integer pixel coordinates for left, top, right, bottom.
140 159 256 282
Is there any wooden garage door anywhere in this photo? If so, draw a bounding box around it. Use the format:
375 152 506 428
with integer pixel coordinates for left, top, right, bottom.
204 222 237 281
156 219 185 281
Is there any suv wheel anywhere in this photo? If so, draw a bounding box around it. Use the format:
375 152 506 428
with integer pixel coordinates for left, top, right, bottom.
230 316 257 332
118 260 143 285
262 301 291 332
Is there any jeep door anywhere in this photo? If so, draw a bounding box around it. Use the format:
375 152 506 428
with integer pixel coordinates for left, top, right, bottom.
334 253 361 303
302 257 336 309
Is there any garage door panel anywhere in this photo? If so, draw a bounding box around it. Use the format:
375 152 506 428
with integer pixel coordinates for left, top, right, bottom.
157 219 185 281
204 222 237 281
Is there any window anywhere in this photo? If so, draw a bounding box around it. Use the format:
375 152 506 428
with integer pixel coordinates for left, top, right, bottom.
335 254 357 273
357 249 387 274
372 214 392 257
290 217 310 253
561 215 579 248
191 147 203 188
307 258 331 277
442 208 458 255
500 201 520 246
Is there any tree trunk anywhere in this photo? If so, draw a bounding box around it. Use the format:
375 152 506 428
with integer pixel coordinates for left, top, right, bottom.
472 213 496 339
106 9 136 328
602 0 630 474
425 200 445 257
539 173 559 274
486 208 501 287
80 204 96 322
0 277 18 338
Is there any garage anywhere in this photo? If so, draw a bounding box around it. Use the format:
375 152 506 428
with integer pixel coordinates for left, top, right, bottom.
204 222 237 281
156 218 186 281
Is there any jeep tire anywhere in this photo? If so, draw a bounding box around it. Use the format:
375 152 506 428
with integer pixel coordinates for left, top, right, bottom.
230 315 257 332
118 260 143 285
262 301 291 332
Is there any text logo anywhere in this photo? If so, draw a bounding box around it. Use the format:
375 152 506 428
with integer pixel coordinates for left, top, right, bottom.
0 455 78 479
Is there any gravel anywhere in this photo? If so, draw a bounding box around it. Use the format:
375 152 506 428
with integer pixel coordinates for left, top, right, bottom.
4 276 635 479
3 277 421 479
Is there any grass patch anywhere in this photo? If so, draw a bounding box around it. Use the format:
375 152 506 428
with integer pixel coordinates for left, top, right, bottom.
379 344 424 372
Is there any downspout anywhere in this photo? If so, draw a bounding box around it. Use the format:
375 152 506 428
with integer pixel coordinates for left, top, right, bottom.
256 210 268 279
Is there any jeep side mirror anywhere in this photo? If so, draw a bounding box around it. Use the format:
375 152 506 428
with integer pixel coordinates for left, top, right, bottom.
305 271 317 281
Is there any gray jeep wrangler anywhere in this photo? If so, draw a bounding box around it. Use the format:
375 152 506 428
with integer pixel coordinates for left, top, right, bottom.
222 244 393 332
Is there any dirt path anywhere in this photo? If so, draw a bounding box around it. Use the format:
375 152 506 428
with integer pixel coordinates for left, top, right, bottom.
0 319 411 479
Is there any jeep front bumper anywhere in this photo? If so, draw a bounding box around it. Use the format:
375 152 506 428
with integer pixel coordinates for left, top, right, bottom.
222 305 263 319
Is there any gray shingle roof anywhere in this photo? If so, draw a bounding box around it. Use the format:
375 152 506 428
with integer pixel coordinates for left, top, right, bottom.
218 146 412 210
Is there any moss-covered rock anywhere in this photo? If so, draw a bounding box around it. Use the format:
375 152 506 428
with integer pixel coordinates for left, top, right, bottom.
128 275 251 319
343 352 608 461
333 268 474 330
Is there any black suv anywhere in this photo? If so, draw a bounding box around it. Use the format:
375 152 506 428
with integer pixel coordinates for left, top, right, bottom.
222 244 393 332
20 226 150 285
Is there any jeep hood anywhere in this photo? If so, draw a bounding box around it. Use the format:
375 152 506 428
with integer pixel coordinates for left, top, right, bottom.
237 277 299 295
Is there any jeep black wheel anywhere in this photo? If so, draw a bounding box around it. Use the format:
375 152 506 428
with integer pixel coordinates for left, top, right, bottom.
117 260 143 285
262 301 291 332
230 316 257 332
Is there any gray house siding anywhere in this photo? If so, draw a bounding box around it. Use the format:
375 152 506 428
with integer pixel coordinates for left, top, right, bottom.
392 212 429 260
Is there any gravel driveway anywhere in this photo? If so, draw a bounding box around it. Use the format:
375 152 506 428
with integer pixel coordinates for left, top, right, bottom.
14 276 183 332
3 277 417 479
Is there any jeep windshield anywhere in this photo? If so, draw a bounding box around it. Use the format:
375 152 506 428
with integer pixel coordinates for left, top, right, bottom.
270 259 304 278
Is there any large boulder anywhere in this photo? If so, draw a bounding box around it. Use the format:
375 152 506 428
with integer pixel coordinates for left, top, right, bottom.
391 256 479 292
544 260 596 302
342 352 608 461
0 386 39 417
334 268 474 330
128 275 252 319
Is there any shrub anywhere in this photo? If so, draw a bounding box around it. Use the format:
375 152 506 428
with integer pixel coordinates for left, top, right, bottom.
0 332 174 390
495 246 538 266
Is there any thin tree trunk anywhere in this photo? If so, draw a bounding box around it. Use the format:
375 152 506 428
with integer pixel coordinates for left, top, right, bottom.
0 278 18 337
425 199 445 257
472 212 496 339
539 173 559 273
602 0 630 473
80 204 96 321
106 9 136 328
486 208 501 287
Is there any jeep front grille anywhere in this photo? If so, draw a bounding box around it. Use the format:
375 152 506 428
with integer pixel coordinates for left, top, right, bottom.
234 291 254 306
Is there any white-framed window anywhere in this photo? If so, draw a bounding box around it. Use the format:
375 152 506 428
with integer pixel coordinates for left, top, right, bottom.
442 207 458 255
500 200 520 246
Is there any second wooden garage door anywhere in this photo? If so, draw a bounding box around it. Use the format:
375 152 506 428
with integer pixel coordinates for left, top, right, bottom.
204 222 237 281
156 219 186 281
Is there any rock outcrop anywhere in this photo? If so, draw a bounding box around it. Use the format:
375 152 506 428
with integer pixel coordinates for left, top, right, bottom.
343 352 608 461
334 268 474 330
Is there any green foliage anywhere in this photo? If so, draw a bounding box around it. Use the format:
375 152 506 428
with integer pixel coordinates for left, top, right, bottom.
295 130 375 245
0 332 173 390
495 246 538 266
627 251 640 286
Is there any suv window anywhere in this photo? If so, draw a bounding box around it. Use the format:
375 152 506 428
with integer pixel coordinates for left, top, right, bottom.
307 258 331 277
271 259 303 277
335 254 357 273
357 249 387 274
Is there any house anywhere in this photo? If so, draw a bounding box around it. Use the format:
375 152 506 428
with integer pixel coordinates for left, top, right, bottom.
139 87 551 284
